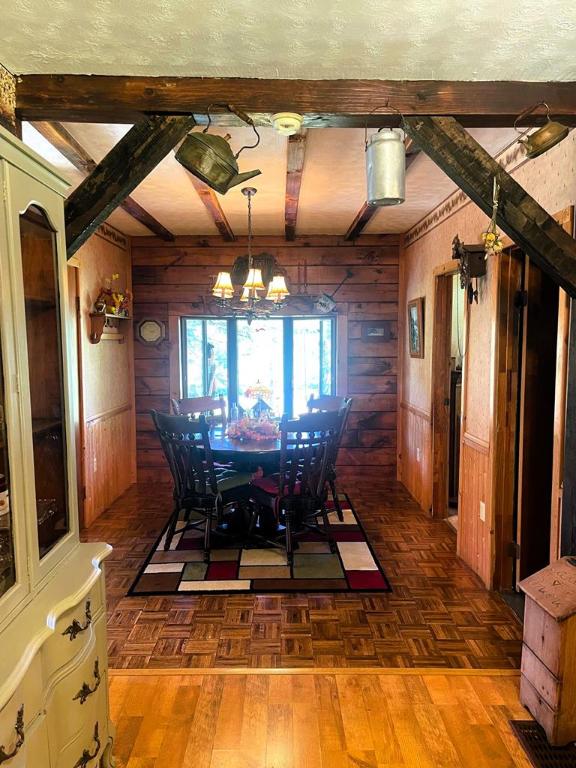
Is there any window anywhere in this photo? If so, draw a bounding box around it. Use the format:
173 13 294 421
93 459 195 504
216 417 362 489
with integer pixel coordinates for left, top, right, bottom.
180 316 336 417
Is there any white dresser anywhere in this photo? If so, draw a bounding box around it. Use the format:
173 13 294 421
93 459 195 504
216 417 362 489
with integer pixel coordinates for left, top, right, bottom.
0 125 114 766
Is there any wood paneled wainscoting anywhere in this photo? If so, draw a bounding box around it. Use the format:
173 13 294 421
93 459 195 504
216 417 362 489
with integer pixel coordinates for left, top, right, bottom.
83 404 135 528
458 433 491 585
398 402 432 513
131 235 400 483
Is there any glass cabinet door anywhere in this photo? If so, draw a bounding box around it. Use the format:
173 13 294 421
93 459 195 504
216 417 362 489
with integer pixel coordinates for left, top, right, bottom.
19 206 69 558
0 335 15 598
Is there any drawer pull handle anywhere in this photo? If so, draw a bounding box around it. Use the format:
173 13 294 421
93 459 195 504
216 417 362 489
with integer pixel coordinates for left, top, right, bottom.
0 705 24 765
73 659 101 705
62 600 92 641
72 722 100 768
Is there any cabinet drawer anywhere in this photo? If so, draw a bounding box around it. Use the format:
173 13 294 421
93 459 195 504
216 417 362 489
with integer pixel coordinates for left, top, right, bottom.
523 597 562 677
2 715 51 768
520 674 557 738
46 615 108 753
54 717 106 768
521 644 561 710
0 654 43 753
43 581 104 678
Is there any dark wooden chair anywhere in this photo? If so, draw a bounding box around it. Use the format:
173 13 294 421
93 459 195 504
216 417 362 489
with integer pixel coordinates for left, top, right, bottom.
309 396 352 520
307 394 348 413
151 410 251 560
249 411 340 564
171 395 227 427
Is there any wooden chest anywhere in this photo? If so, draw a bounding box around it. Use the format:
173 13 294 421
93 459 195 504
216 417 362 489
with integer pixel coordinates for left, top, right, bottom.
519 557 576 746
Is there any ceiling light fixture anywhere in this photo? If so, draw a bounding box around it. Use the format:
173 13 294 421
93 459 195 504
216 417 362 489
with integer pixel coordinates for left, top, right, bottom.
272 112 304 136
211 187 290 324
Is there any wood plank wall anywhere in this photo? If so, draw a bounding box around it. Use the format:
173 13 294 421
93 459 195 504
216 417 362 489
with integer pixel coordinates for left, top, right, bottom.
131 235 400 483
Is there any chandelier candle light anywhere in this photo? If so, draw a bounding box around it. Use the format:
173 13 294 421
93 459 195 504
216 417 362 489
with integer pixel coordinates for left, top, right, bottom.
212 187 289 323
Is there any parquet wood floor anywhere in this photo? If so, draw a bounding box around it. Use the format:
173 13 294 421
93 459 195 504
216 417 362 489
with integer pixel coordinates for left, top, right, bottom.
82 481 523 669
109 669 533 768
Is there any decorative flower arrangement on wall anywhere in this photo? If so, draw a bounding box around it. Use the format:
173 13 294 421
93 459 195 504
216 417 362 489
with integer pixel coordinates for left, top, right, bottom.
94 273 132 317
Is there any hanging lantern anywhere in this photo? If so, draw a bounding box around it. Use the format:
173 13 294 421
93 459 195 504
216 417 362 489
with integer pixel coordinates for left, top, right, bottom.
366 128 406 206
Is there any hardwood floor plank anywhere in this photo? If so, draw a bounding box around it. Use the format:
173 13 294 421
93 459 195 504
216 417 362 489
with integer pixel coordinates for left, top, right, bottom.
109 671 534 768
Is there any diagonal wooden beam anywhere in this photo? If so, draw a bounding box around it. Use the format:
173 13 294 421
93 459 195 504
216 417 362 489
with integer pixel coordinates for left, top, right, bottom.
65 115 195 257
285 129 307 241
15 75 576 128
344 145 420 241
31 121 175 241
402 116 576 296
188 176 235 241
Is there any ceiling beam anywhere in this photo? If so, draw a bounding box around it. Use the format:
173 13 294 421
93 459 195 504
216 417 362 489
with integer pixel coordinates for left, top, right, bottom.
344 145 420 241
402 116 576 296
0 64 18 135
32 121 175 241
285 129 307 241
15 76 576 127
65 114 195 257
188 176 235 242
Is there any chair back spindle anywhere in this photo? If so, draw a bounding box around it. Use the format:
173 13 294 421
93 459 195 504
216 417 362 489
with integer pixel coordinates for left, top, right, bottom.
171 395 227 427
151 410 218 498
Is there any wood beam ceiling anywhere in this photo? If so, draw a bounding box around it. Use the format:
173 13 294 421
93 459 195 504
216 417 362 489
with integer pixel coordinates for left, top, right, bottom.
344 144 420 241
402 116 576 296
188 176 235 241
0 64 18 135
65 115 195 257
15 76 576 127
32 121 175 241
285 129 307 241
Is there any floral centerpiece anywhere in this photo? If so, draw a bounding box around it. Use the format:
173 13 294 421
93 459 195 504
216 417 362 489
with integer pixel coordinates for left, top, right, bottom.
227 417 279 442
94 273 132 317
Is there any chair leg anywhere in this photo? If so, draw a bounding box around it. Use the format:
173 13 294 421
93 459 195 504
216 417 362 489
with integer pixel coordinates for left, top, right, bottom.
203 508 213 563
164 502 180 551
330 478 344 522
285 509 294 566
320 504 337 553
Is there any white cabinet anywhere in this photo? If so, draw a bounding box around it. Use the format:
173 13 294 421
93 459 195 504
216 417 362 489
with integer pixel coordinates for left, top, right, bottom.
0 125 114 766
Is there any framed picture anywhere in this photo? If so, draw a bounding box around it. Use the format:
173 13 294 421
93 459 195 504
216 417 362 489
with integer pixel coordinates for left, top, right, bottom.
407 298 425 358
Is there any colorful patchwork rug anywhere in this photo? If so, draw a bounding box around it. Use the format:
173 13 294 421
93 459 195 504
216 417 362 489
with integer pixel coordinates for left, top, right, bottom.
128 495 391 595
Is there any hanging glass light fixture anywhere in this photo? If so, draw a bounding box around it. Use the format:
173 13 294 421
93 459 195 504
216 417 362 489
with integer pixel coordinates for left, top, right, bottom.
210 187 290 322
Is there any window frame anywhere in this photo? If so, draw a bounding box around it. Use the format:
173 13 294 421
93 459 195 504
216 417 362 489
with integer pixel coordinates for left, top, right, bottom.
179 315 337 416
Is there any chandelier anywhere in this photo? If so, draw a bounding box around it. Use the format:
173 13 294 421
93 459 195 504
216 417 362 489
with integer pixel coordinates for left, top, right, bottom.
211 187 290 323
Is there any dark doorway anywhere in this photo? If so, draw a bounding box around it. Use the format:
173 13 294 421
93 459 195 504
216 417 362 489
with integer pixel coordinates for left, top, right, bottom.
515 255 559 583
431 271 464 528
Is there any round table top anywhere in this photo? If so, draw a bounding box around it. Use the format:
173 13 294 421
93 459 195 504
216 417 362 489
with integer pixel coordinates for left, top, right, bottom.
208 429 281 456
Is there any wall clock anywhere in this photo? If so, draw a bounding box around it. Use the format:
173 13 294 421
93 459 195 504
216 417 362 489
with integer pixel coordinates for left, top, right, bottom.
137 319 166 346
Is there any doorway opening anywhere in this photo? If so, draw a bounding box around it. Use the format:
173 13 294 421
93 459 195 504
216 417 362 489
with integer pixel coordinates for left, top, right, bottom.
494 247 559 608
431 270 465 527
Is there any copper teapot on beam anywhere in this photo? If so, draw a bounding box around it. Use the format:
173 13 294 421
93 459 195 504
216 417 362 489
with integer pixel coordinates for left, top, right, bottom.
176 104 261 194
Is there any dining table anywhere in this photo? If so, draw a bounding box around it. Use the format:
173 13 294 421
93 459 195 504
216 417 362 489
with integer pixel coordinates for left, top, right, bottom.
208 427 282 474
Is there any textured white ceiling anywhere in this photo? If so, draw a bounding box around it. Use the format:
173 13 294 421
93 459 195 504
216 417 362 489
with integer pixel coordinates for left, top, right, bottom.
21 122 517 237
3 0 576 80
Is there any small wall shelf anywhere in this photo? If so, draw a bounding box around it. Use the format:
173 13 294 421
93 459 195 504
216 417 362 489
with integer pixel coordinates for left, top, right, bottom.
89 312 131 344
